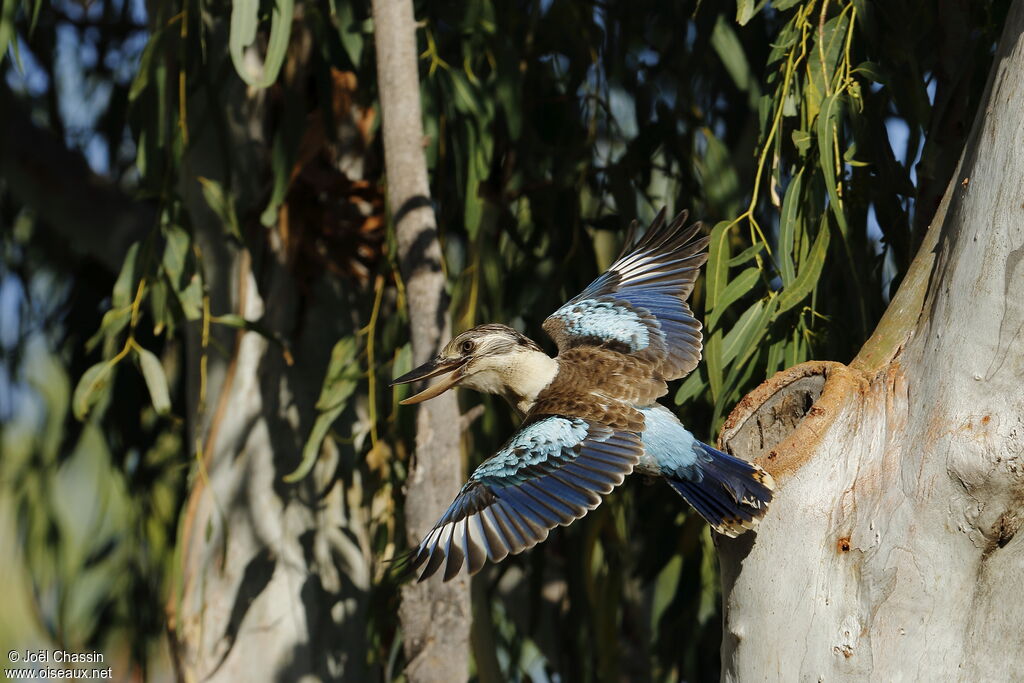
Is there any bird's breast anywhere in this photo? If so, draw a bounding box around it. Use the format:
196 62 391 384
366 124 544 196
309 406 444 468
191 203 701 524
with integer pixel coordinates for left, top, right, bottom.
529 348 665 431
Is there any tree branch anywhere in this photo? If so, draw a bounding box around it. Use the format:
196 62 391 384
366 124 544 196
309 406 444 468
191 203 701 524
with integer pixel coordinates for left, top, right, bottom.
0 83 151 272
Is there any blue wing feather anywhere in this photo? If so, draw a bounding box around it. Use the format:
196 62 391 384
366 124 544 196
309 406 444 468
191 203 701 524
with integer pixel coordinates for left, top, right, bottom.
407 416 643 582
543 209 709 381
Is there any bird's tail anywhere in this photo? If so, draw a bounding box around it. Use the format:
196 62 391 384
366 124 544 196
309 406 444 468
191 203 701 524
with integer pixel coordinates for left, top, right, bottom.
666 442 775 537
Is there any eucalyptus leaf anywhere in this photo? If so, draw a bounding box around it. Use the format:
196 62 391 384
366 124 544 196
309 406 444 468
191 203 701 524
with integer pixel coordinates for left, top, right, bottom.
177 275 203 321
197 177 242 242
112 242 140 308
674 369 707 406
817 93 849 235
229 0 294 88
735 0 768 26
72 360 116 421
778 168 803 285
317 337 359 411
792 130 812 157
284 335 360 483
0 0 15 67
149 278 170 336
852 61 887 85
85 307 131 353
807 11 851 98
712 15 760 106
727 242 764 267
136 346 171 415
284 404 344 483
707 267 760 329
335 0 363 67
720 299 767 367
701 133 741 215
162 224 190 291
129 28 163 101
704 221 732 320
705 329 723 402
775 214 831 316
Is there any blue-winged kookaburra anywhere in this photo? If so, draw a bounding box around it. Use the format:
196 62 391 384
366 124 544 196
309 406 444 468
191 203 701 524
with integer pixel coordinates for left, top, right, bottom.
391 209 774 582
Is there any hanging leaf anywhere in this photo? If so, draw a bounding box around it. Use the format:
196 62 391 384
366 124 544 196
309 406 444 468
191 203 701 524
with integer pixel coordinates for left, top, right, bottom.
284 337 359 482
162 224 190 291
806 11 851 102
778 168 803 285
177 274 203 321
707 267 760 330
712 14 760 106
735 0 768 26
260 129 293 227
229 0 295 89
334 0 364 68
704 221 732 324
149 278 170 336
197 177 243 242
775 215 831 316
722 299 775 382
720 299 768 367
317 337 359 411
112 242 141 308
674 368 708 406
817 93 849 235
72 360 116 421
791 129 812 157
727 242 764 267
852 61 887 85
0 0 15 67
284 404 345 483
85 307 132 353
129 28 164 101
136 346 171 415
701 132 742 215
705 329 724 402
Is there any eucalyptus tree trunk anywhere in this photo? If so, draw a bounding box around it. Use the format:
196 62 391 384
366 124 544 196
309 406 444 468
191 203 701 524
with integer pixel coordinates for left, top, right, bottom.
169 19 372 682
718 2 1024 679
371 1 471 680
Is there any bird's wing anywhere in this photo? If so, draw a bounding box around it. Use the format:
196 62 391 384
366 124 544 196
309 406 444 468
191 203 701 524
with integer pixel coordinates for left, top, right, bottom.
405 415 643 582
542 209 709 381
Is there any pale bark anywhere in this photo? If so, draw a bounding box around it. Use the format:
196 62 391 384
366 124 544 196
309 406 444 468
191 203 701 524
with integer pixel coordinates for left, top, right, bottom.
718 2 1024 680
170 23 372 682
371 0 470 680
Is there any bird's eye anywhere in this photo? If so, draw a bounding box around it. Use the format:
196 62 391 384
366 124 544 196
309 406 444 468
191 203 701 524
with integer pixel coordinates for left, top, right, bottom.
461 340 474 353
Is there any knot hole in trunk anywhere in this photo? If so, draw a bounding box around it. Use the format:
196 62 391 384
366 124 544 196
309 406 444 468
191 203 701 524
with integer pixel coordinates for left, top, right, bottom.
719 361 857 479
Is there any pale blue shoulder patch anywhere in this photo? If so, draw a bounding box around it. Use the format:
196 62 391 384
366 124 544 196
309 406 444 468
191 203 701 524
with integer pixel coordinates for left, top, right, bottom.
472 416 590 481
549 298 651 351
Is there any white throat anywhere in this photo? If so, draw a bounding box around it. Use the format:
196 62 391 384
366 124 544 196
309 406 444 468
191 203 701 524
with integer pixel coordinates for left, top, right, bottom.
460 348 558 415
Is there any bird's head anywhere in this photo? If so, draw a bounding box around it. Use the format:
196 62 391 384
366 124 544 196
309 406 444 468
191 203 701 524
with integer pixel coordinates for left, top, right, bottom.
391 324 544 404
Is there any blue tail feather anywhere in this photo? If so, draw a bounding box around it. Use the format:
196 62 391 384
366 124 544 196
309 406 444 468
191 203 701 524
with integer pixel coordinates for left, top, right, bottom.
666 442 774 537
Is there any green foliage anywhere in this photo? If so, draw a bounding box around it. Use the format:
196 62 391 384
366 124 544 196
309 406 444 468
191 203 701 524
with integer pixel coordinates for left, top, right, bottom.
285 337 359 482
229 0 295 88
0 0 1011 680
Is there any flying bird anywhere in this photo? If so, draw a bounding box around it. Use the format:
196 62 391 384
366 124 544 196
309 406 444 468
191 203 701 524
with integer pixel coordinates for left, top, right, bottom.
392 209 774 582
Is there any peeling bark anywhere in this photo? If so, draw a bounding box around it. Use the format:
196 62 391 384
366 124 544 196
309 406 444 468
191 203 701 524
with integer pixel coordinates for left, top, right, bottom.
718 3 1024 679
371 0 471 680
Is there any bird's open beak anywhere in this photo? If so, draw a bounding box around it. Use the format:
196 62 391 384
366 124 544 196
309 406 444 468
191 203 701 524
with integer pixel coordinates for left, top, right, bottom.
391 356 468 405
